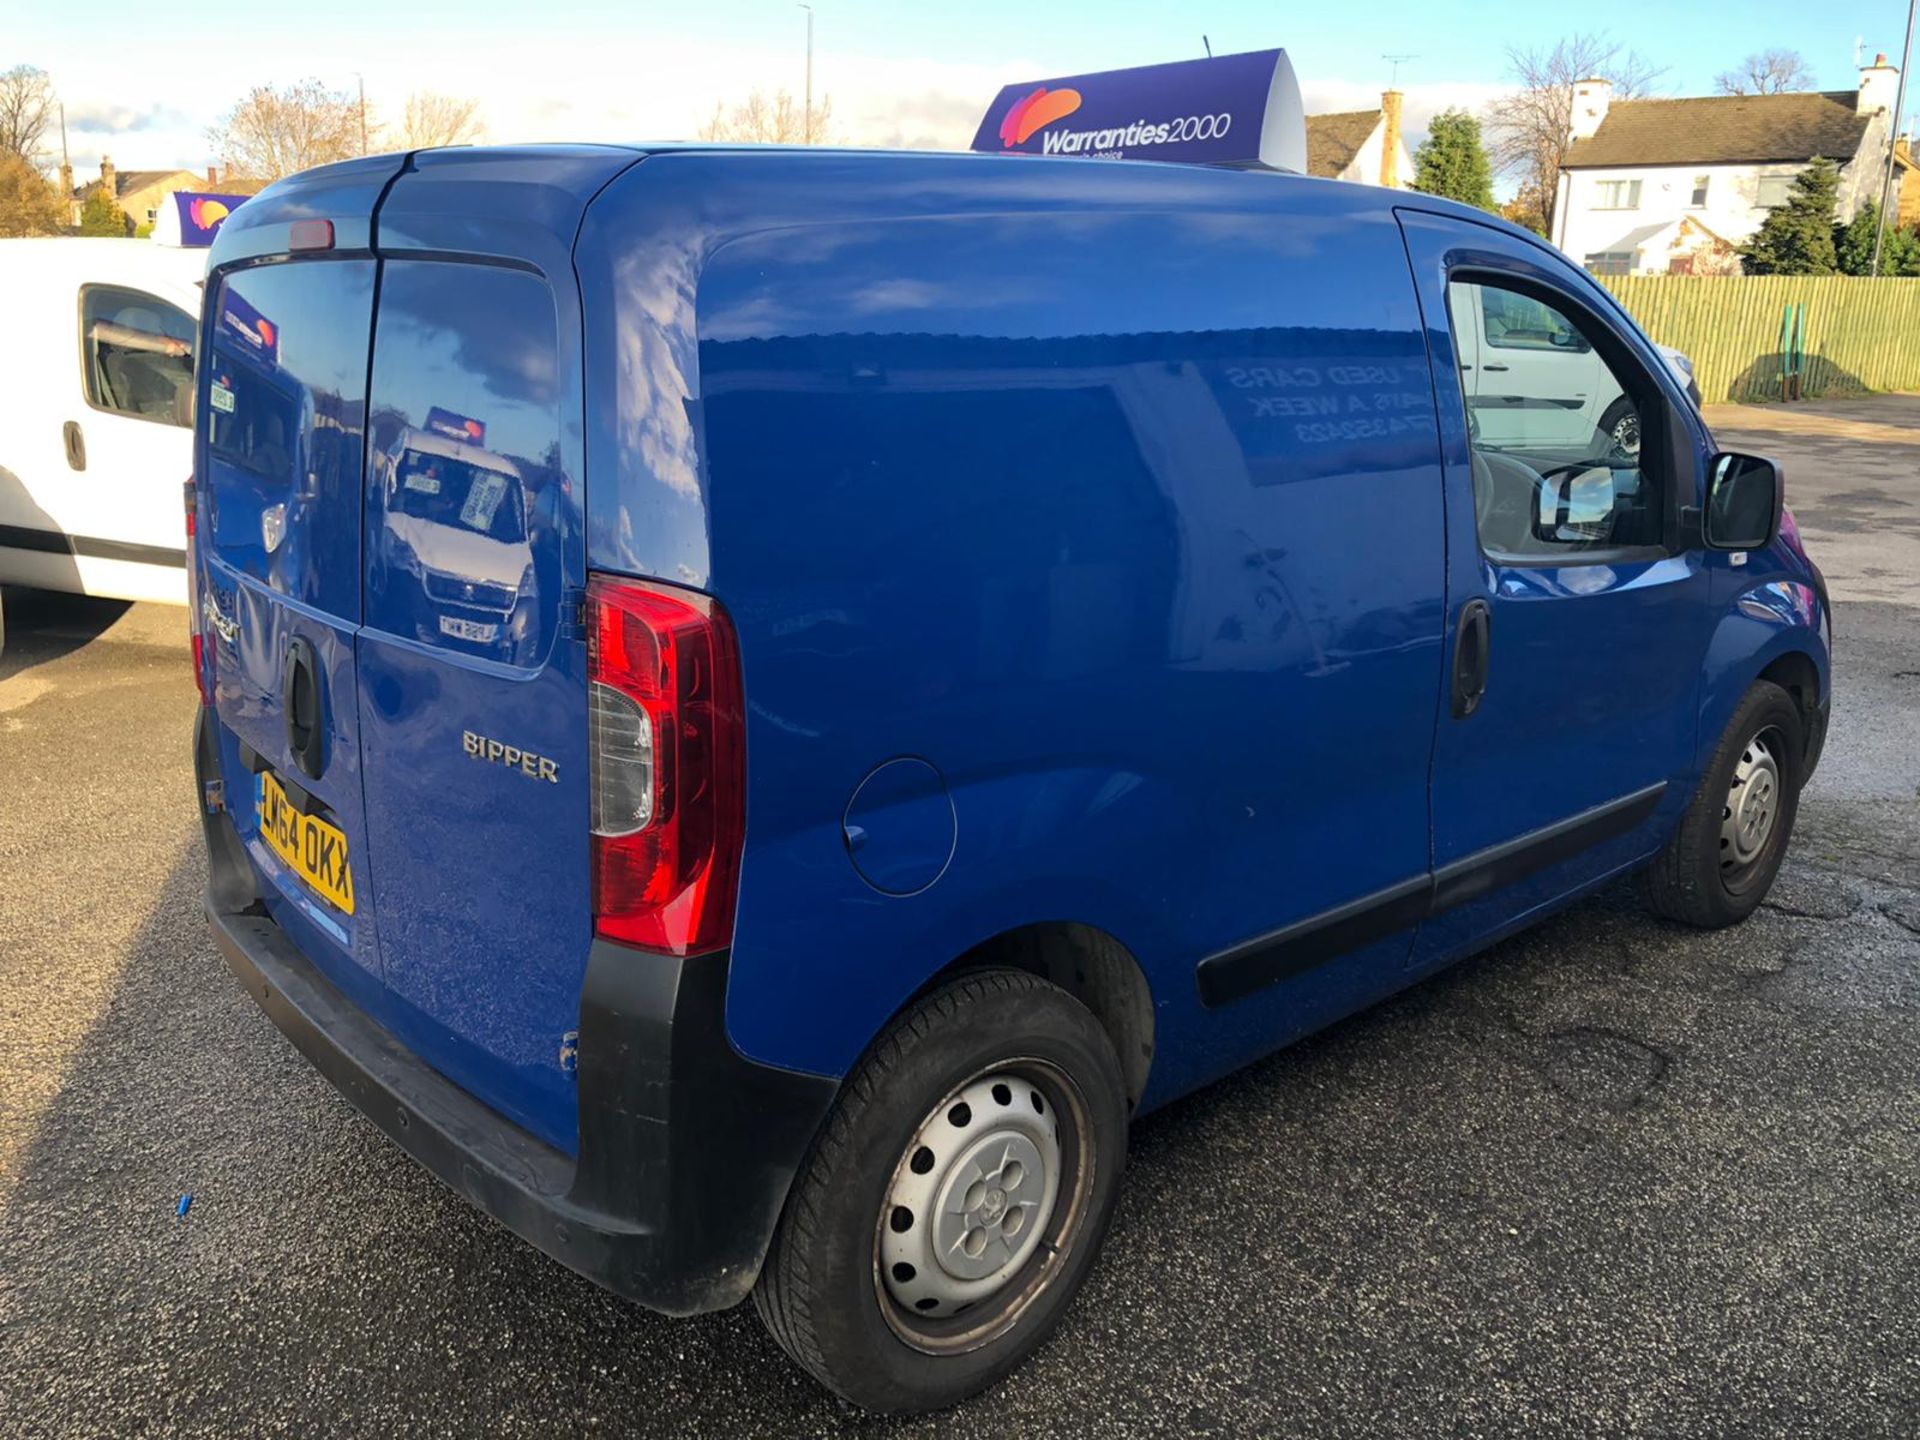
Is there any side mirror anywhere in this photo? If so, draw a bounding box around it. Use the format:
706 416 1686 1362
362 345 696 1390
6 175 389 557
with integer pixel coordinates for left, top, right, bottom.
1532 465 1617 545
1705 452 1782 551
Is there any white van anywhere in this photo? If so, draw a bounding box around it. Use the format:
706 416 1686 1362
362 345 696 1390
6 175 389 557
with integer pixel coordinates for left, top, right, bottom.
1451 279 1642 457
0 238 206 606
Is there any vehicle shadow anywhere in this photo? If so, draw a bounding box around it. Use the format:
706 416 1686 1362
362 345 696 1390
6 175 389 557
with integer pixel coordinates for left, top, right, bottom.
0 585 135 682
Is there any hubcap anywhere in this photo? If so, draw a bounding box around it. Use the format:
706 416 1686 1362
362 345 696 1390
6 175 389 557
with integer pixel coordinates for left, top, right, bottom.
1721 732 1781 869
1612 411 1641 457
879 1071 1062 1322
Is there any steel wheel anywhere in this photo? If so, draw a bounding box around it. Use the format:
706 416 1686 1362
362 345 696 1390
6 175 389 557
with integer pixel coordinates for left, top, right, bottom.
1610 409 1641 458
1720 728 1783 886
874 1060 1092 1354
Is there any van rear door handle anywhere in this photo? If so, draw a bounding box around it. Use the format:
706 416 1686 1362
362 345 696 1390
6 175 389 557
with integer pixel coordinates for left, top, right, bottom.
283 636 327 779
1450 599 1491 719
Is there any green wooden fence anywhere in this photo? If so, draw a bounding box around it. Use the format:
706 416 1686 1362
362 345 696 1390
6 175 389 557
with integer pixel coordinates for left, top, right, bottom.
1596 275 1920 403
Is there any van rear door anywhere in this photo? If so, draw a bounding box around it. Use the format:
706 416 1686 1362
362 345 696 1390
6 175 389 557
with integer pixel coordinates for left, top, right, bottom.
354 149 633 1155
197 158 403 1002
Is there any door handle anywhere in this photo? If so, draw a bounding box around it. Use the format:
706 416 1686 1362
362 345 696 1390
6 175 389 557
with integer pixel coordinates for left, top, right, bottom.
1481 363 1511 373
283 636 327 780
62 420 86 471
1450 599 1491 719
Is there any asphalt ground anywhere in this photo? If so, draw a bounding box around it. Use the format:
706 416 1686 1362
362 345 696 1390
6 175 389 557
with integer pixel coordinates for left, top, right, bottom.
1 397 1915 1437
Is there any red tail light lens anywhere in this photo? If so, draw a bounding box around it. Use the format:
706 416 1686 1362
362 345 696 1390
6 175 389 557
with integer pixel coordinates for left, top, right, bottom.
587 575 745 956
185 478 212 707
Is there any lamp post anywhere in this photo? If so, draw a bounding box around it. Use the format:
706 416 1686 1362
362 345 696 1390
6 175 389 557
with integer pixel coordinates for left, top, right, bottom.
797 4 814 145
1871 0 1917 276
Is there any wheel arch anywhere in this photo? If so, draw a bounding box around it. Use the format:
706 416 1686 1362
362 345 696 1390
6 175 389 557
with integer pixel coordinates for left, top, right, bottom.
904 922 1156 1112
1697 579 1828 776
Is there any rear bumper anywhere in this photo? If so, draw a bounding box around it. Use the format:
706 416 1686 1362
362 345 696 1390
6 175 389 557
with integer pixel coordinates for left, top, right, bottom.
195 706 836 1316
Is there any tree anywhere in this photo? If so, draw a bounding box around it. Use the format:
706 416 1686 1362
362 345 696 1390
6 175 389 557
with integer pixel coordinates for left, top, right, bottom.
1741 158 1840 275
0 150 65 236
0 64 56 166
1413 108 1496 210
396 91 484 149
697 88 835 145
1834 199 1920 276
207 79 362 182
1714 49 1816 96
1485 33 1664 237
76 188 131 237
1500 183 1550 235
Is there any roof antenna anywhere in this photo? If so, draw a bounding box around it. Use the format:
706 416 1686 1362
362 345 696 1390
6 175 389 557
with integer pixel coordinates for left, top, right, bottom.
1383 53 1419 86
1202 35 1213 58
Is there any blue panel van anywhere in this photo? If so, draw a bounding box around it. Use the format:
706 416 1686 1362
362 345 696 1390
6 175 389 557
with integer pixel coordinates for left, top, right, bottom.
190 146 1831 1413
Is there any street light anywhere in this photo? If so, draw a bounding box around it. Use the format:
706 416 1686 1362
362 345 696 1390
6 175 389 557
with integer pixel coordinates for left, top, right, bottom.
797 4 813 145
1871 0 1917 277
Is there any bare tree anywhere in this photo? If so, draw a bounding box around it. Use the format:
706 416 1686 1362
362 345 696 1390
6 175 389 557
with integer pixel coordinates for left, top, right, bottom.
1485 33 1664 237
1714 49 1816 96
396 91 484 149
207 79 362 183
696 88 835 144
0 150 66 235
0 65 56 167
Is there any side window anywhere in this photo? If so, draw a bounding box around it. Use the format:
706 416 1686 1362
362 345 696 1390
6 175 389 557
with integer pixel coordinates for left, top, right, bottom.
80 285 195 425
1447 278 1663 563
1480 288 1590 353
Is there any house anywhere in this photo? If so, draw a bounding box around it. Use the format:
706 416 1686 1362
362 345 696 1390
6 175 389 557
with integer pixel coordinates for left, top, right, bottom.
64 158 271 232
1306 91 1414 188
1555 55 1909 274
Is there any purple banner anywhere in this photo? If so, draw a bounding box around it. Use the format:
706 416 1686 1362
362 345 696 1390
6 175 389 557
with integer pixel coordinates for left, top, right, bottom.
972 49 1304 172
426 407 487 446
219 288 278 365
159 191 248 247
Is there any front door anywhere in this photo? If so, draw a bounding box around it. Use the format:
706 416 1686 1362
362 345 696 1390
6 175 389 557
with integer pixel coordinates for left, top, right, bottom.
1397 210 1715 961
60 282 198 599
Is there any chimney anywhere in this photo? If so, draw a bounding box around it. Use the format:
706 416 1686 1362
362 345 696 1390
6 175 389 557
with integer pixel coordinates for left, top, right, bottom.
206 163 219 187
1569 78 1612 141
99 154 115 197
1859 52 1899 115
1380 90 1404 188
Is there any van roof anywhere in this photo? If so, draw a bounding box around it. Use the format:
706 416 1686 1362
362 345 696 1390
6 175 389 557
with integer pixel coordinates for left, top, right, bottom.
208 142 1545 272
0 236 209 296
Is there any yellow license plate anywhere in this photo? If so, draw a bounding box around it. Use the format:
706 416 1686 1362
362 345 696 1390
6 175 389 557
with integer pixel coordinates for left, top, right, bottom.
256 770 355 914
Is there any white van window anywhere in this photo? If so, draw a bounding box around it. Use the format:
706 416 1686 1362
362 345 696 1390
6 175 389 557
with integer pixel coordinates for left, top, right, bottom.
1447 278 1663 562
1480 288 1589 353
80 285 195 426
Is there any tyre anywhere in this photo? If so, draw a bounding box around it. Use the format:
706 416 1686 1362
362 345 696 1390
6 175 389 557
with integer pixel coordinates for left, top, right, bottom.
1639 680 1804 927
1599 397 1640 460
753 969 1128 1413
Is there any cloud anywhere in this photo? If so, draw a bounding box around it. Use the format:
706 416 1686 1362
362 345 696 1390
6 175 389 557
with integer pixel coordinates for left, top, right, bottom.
64 100 192 135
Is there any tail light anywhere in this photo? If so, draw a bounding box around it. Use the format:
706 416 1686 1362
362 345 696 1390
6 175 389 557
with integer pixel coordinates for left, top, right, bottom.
184 478 212 707
587 575 745 956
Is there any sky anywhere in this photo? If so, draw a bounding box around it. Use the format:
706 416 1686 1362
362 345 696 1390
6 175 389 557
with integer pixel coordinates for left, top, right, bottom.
8 0 1917 179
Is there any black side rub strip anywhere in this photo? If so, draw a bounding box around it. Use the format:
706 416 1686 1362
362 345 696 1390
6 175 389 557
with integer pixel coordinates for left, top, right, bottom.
1196 782 1667 1008
0 522 186 569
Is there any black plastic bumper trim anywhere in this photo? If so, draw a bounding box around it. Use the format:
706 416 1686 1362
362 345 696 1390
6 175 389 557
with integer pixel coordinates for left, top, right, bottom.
195 705 837 1315
1197 782 1667 1008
